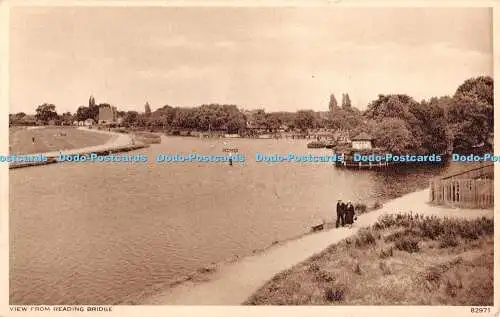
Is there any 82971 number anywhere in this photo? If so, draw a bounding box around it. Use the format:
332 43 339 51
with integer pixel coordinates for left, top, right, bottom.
471 307 491 313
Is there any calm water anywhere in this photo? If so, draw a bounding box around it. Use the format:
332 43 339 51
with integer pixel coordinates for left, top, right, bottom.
10 137 453 305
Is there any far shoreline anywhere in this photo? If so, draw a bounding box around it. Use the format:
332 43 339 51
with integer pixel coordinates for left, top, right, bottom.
8 126 149 169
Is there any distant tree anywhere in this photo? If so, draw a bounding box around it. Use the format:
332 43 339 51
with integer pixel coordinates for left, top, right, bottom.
329 108 363 131
61 112 74 125
145 102 152 116
123 111 139 127
156 105 176 125
75 106 89 122
365 94 417 121
172 107 198 129
265 113 283 132
9 113 26 126
342 93 352 109
328 94 338 112
35 103 58 124
89 95 96 108
295 110 316 132
252 109 267 129
222 105 247 133
136 113 148 127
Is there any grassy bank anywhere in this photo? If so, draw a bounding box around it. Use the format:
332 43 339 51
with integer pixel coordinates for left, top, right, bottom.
245 213 493 305
9 126 113 155
132 131 162 144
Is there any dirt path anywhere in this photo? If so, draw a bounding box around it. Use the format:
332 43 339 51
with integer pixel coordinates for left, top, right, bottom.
141 188 493 305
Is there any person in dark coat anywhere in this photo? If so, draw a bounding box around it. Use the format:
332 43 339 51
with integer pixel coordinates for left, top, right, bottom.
335 200 344 228
345 201 355 228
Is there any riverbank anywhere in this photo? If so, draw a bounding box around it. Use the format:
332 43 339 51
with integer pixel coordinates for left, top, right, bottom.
9 127 148 169
140 188 493 305
246 214 493 305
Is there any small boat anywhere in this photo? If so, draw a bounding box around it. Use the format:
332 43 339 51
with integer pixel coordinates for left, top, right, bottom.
307 141 326 148
325 141 336 149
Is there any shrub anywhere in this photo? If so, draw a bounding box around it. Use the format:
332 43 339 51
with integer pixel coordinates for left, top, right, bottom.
444 274 463 297
439 232 459 248
384 227 421 242
373 201 383 210
355 228 377 248
379 246 394 258
395 236 420 253
354 203 367 214
424 266 442 284
379 261 391 275
373 214 396 230
324 287 345 302
315 269 335 283
308 263 320 273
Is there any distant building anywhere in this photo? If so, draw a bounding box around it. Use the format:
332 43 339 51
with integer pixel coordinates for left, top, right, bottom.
351 132 373 150
84 118 95 126
98 105 117 124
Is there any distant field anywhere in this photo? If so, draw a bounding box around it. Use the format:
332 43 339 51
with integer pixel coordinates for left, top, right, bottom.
9 127 114 155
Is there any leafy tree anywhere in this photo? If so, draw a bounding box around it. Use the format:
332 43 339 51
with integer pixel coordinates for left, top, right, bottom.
364 94 425 153
35 103 58 124
222 105 247 133
252 109 267 129
448 76 493 153
265 113 283 132
448 94 491 153
370 118 415 154
295 110 316 132
329 108 363 131
61 112 74 125
172 107 198 129
123 111 139 127
75 106 89 122
412 98 451 154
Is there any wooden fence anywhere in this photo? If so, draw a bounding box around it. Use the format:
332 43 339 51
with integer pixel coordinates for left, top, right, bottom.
429 163 494 209
440 163 494 180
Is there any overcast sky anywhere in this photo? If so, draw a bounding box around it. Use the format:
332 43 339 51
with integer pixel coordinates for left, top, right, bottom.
10 7 492 114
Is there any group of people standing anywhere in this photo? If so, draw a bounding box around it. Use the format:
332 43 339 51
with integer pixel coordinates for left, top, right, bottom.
336 200 356 228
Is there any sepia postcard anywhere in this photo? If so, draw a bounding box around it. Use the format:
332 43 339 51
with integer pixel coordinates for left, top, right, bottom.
0 0 498 317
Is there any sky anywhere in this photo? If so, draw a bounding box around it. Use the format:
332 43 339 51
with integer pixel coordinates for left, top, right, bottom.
10 7 492 114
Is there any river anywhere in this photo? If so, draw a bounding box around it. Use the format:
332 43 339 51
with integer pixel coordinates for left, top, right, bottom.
9 137 454 305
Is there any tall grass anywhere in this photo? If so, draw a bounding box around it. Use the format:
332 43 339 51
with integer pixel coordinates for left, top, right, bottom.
372 214 493 241
338 213 495 254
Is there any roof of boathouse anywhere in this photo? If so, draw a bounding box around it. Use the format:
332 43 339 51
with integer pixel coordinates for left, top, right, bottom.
351 132 373 141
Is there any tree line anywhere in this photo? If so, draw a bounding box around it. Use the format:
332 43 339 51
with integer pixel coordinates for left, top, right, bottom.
9 76 493 154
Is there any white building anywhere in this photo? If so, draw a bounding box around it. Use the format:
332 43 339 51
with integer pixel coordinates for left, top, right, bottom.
351 132 373 150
